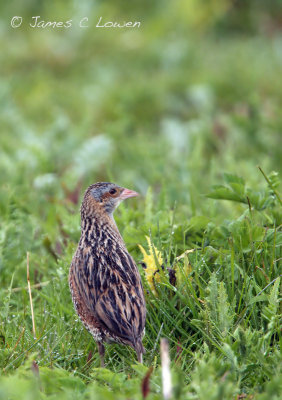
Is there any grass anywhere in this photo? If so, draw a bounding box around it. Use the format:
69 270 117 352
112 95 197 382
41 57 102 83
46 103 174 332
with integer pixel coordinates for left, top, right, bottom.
0 1 282 399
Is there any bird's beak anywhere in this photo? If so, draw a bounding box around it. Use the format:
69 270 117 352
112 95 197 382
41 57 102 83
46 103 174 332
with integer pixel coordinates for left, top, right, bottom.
120 188 139 200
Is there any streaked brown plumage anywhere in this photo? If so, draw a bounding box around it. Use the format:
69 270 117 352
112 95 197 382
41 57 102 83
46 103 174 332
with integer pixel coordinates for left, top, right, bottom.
69 182 146 366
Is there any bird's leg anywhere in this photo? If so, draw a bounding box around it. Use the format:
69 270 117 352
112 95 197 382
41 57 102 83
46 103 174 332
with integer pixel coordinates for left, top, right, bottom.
135 341 144 363
97 342 105 367
137 351 143 364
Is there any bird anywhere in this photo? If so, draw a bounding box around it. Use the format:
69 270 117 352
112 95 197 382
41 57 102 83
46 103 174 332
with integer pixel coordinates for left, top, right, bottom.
69 182 146 367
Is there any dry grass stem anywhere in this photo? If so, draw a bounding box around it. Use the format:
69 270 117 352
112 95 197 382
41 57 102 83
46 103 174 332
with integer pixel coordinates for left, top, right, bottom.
160 338 172 400
11 281 50 293
27 252 36 339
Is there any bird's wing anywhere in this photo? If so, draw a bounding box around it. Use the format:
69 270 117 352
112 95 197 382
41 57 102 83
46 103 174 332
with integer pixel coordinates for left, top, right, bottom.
71 243 146 344
93 246 146 343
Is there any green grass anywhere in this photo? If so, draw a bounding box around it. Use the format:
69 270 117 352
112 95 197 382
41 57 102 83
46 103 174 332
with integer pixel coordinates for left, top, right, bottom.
0 1 282 399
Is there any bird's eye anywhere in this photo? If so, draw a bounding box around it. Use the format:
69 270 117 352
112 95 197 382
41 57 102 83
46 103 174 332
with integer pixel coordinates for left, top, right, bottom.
109 188 117 195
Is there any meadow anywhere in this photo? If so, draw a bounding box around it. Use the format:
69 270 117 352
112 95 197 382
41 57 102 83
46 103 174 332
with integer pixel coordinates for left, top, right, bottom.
0 1 281 399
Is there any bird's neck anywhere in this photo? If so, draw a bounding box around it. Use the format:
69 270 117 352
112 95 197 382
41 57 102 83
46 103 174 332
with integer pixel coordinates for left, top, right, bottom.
80 211 124 245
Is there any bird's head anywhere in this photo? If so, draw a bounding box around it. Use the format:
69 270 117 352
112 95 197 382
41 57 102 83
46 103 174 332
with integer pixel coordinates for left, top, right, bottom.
82 182 139 217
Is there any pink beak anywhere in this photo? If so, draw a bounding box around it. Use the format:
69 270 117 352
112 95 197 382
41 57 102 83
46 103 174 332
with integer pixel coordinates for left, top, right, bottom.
120 188 139 200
